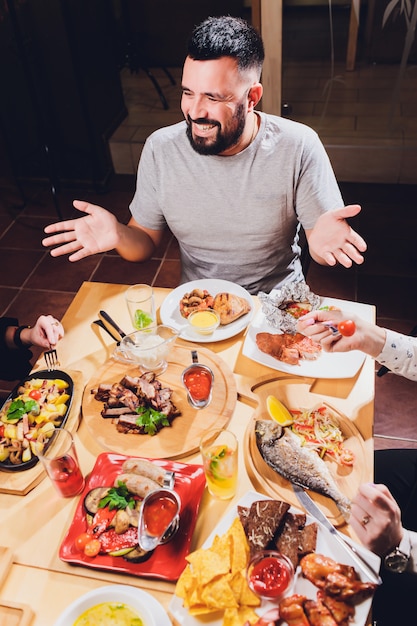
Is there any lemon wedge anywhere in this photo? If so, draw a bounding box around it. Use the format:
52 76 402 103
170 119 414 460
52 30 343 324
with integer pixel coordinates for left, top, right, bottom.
266 395 294 427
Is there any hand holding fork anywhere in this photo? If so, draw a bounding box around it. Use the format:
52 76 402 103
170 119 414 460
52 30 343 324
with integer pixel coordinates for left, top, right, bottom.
25 315 64 371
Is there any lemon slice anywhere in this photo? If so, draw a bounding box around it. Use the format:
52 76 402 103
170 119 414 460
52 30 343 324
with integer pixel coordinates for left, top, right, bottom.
266 395 294 426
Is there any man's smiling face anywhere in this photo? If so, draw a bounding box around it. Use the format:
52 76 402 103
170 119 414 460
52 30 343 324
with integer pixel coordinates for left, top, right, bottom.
181 56 254 157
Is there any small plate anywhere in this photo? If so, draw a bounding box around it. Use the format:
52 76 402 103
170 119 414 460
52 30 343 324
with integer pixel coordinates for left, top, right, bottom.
53 584 171 626
160 279 254 343
243 296 374 378
59 452 206 581
0 369 73 472
169 490 380 626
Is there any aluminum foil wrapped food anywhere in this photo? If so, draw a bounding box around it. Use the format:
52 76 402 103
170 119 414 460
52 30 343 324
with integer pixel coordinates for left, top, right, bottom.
258 282 321 334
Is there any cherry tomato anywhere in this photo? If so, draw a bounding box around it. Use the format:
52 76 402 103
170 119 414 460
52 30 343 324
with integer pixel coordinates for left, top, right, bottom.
338 320 356 337
74 532 93 551
84 538 101 557
29 389 42 400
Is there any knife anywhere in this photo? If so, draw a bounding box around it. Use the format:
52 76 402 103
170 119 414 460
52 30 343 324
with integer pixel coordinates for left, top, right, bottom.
99 310 134 344
93 319 120 343
292 483 382 585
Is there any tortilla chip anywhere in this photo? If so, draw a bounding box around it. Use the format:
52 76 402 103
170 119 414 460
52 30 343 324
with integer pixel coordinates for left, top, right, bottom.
176 515 258 624
175 564 195 600
229 519 250 572
211 532 233 567
229 570 261 608
223 606 259 626
201 575 238 609
187 549 230 586
189 605 223 616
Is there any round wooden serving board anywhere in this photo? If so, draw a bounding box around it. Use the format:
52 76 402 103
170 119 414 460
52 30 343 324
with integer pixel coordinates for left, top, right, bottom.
82 344 237 460
243 377 368 527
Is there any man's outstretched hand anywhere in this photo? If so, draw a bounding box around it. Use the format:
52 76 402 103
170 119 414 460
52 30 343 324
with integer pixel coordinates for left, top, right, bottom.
42 200 120 262
307 204 367 267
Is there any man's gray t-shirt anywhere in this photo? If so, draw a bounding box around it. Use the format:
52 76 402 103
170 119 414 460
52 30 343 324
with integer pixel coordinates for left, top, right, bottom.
129 112 343 294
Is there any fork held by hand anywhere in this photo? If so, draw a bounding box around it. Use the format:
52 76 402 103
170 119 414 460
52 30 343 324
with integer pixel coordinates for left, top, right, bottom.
44 346 60 371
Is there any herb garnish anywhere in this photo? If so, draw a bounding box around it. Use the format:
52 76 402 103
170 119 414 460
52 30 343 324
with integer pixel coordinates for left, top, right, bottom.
135 407 170 436
6 398 38 422
98 481 136 510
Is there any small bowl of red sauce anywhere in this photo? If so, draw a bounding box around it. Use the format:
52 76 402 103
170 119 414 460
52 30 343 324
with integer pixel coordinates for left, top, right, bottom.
182 363 214 409
247 550 294 601
137 488 181 552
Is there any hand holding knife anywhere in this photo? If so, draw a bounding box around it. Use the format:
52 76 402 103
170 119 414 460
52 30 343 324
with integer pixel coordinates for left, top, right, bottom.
292 483 382 585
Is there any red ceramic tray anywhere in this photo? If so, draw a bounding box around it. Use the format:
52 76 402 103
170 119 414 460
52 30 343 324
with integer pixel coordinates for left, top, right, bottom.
59 452 206 581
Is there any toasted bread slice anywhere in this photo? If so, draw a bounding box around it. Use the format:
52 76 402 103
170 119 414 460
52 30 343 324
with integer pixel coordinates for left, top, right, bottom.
237 505 251 534
245 500 290 554
213 292 251 325
275 512 318 568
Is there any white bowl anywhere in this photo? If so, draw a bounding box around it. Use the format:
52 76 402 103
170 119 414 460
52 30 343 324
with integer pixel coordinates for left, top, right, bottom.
53 584 170 626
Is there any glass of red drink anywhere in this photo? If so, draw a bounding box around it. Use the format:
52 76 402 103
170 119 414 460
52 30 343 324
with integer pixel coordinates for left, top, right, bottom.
36 428 85 497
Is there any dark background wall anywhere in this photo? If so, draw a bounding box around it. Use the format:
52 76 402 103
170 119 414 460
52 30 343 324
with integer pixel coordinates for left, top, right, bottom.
0 0 127 189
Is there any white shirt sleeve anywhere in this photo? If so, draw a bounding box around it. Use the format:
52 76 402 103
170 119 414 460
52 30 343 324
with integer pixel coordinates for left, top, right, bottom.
376 330 417 381
407 530 417 573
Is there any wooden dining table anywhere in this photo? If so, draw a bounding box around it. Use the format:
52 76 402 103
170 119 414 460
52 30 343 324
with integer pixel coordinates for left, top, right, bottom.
0 281 375 625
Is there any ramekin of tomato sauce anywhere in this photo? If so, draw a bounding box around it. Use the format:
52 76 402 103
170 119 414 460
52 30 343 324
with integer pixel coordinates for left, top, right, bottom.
182 363 214 409
247 551 294 600
138 488 181 551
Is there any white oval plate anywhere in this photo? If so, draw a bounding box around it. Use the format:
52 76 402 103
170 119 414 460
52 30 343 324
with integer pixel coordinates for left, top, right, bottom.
160 279 254 343
243 296 374 379
53 584 171 626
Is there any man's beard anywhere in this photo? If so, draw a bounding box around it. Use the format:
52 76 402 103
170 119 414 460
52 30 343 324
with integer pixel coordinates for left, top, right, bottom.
185 103 246 155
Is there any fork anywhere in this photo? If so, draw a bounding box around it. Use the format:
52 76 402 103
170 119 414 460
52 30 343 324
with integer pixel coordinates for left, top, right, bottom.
44 346 60 371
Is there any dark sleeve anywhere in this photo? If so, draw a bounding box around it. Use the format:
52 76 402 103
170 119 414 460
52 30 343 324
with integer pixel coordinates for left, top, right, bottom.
0 316 33 381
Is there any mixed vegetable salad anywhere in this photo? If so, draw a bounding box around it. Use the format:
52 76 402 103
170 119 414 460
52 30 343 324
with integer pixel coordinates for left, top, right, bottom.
289 404 355 466
0 376 71 466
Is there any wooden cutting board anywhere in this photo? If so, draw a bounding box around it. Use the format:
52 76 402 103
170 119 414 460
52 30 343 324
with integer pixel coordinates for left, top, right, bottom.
0 546 12 588
82 344 237 459
0 601 33 626
0 370 83 495
242 377 369 527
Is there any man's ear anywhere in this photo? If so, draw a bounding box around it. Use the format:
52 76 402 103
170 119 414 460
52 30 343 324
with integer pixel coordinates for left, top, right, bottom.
248 83 263 111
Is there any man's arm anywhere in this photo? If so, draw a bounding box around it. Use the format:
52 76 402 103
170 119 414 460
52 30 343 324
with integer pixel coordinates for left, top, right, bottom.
42 200 163 263
305 204 367 267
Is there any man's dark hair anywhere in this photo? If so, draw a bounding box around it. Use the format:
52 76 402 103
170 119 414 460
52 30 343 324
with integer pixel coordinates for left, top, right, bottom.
187 16 264 76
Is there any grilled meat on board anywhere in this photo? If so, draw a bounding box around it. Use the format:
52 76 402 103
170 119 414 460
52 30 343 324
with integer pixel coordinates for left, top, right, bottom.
255 420 351 520
93 371 180 434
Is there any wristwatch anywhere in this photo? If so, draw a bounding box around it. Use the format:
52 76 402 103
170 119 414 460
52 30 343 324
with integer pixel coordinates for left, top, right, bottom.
384 530 411 573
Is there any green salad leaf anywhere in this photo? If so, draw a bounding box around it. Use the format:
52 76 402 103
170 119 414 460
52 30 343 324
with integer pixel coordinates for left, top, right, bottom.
6 398 38 422
98 481 136 510
135 406 170 436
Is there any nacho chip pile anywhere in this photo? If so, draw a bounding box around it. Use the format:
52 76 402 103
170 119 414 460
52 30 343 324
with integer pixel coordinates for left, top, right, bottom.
175 517 261 626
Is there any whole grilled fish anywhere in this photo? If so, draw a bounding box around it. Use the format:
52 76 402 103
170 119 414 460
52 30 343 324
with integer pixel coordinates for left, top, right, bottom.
255 419 351 520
